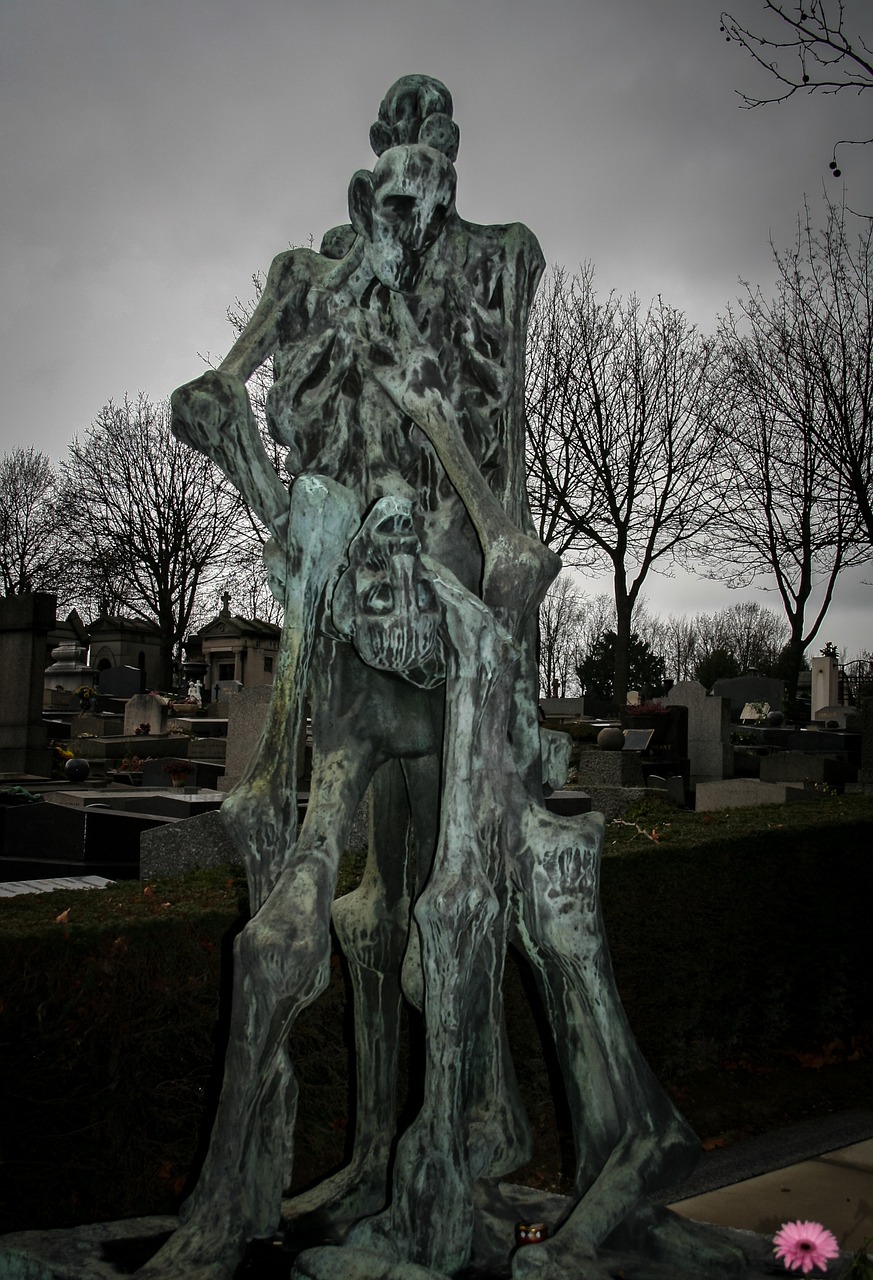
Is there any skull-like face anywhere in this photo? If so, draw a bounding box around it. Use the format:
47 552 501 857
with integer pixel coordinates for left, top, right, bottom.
331 496 445 688
349 144 456 293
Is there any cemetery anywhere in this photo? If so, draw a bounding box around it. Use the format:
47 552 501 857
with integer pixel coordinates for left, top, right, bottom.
0 576 871 1277
0 72 871 1280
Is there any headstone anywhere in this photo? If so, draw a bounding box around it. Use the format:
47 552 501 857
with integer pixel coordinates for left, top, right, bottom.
712 674 783 721
665 680 733 781
123 693 168 737
98 665 144 699
70 713 124 737
140 809 239 878
539 696 585 721
139 757 187 789
695 778 821 811
576 748 644 786
813 705 858 730
0 593 55 778
215 679 243 702
220 685 276 793
759 752 851 787
858 697 873 785
810 654 839 718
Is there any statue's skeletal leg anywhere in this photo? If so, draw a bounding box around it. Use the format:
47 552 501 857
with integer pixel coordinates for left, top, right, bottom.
135 747 374 1280
284 757 417 1231
337 575 518 1276
508 802 746 1279
222 473 360 912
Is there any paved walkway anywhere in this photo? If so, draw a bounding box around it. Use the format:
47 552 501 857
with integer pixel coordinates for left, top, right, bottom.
667 1117 873 1254
0 874 113 898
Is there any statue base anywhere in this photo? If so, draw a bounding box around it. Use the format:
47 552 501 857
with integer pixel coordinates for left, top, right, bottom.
0 1185 802 1280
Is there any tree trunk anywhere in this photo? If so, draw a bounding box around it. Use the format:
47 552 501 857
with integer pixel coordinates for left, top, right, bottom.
613 591 633 708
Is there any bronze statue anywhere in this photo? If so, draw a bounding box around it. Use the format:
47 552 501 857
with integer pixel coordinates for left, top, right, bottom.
138 75 753 1280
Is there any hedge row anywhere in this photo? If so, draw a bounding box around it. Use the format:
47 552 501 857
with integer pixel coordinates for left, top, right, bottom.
0 795 870 1232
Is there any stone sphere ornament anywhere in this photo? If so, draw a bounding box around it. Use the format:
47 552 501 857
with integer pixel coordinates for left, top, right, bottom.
597 726 625 751
64 758 90 783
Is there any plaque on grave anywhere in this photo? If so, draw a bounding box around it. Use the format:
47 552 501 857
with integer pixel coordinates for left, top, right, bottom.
622 728 654 752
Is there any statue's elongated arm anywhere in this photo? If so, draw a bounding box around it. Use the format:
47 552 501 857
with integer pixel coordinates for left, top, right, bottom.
217 251 295 382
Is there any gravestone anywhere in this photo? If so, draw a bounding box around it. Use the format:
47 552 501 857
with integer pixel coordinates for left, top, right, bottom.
538 695 584 721
140 756 192 789
219 685 275 793
0 593 55 778
123 693 168 737
140 809 239 878
98 665 144 699
712 674 783 721
810 654 839 717
70 713 124 737
759 751 850 787
814 705 858 730
858 697 873 785
665 680 733 781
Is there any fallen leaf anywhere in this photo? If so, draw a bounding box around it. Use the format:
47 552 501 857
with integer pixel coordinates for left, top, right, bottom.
55 908 70 924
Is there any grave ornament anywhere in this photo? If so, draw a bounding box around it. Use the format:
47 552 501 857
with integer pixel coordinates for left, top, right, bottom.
138 75 755 1280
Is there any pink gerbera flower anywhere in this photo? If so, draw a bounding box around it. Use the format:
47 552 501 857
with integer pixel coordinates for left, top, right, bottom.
773 1220 841 1274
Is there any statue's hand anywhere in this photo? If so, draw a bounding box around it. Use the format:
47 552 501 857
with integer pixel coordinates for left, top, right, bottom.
170 369 250 456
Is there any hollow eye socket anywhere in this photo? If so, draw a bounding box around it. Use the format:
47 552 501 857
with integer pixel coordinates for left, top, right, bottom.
380 194 417 222
365 581 395 614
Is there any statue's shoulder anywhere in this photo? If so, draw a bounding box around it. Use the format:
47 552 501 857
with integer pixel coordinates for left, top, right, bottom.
449 217 545 308
265 246 325 292
453 217 544 280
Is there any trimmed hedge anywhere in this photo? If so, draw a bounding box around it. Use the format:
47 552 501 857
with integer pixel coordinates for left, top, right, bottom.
0 795 870 1232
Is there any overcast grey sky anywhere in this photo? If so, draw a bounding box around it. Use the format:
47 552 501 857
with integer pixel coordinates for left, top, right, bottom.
1 0 870 651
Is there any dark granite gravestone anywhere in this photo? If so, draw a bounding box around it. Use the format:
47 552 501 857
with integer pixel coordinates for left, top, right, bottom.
711 674 783 721
97 665 144 699
0 593 55 778
665 680 733 781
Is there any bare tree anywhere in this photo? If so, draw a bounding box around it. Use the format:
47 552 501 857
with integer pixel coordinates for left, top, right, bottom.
538 573 584 697
715 600 789 671
713 252 867 700
526 266 723 705
62 395 240 687
720 0 873 177
660 613 700 684
0 447 66 598
773 201 873 544
195 269 290 621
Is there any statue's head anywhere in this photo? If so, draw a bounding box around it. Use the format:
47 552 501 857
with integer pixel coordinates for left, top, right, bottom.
332 496 445 689
370 75 459 162
348 144 457 293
